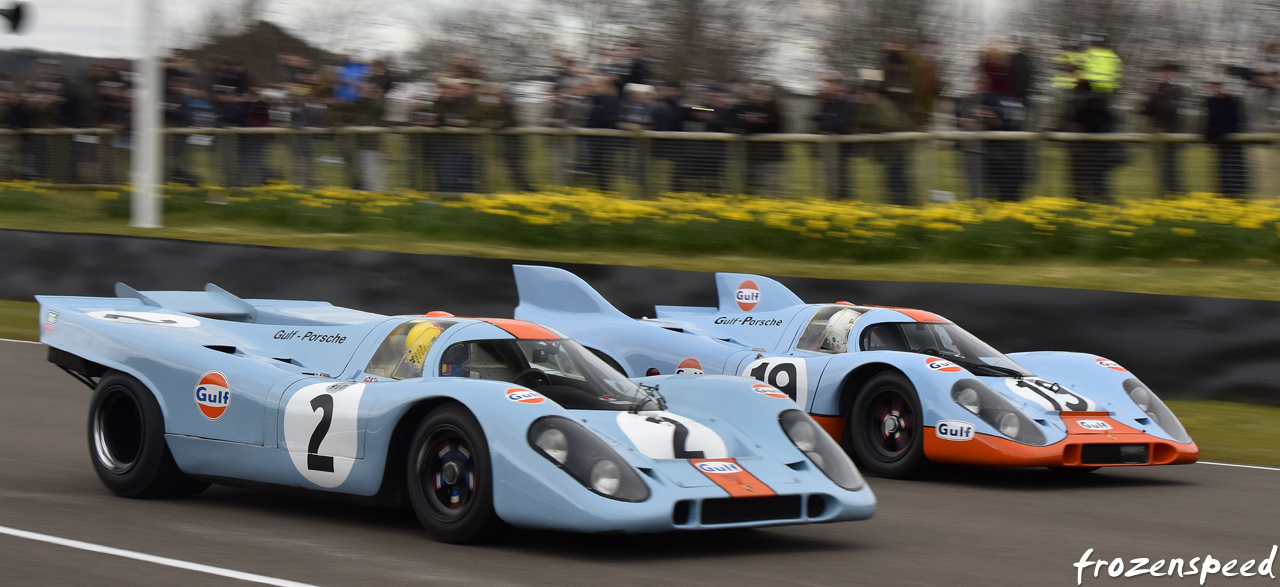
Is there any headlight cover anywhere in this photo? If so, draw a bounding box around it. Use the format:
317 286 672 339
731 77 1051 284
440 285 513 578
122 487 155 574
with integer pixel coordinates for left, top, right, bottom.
527 416 649 502
950 380 1048 446
779 410 864 491
1123 379 1192 443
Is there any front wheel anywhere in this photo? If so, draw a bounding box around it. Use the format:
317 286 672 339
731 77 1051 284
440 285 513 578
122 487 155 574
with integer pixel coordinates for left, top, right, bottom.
846 372 929 479
87 372 209 498
405 404 499 544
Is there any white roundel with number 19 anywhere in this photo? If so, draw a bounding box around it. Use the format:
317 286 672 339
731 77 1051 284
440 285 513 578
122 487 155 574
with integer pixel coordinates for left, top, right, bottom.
283 382 365 488
741 357 808 409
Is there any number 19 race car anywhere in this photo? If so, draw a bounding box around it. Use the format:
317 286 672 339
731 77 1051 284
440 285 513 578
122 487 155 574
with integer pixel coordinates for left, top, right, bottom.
512 265 1200 478
37 283 875 543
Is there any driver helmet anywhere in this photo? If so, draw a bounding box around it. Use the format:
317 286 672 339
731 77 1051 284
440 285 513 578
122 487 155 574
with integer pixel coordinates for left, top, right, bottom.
404 321 443 369
822 309 861 353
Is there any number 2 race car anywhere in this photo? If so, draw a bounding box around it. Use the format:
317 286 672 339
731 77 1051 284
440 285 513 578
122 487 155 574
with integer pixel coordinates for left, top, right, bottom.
37 283 875 543
512 265 1200 478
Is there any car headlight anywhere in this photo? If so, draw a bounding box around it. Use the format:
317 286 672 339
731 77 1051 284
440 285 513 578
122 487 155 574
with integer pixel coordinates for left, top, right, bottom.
590 460 622 495
534 428 568 464
997 412 1020 438
955 387 981 415
780 410 863 491
527 416 649 502
1123 379 1191 443
951 380 1047 446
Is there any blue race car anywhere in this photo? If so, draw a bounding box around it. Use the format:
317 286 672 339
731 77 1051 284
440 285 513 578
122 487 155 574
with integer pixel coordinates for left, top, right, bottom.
512 266 1199 479
38 283 875 543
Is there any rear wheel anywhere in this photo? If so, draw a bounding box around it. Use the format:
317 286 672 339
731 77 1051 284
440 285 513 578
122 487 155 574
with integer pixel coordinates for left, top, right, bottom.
405 404 499 544
846 372 929 479
88 372 209 498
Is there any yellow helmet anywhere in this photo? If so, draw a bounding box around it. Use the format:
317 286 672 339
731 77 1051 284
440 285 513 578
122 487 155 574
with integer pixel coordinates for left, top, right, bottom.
404 321 443 368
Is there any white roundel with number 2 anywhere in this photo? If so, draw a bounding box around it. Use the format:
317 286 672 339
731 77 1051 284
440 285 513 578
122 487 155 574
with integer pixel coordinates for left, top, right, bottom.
284 382 365 488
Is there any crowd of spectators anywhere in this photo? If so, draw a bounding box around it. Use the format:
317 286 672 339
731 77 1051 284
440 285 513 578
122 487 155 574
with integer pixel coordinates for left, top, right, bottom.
1 35 1278 200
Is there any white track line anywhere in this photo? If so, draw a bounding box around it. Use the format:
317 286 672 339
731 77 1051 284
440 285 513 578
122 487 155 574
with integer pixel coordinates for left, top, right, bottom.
0 525 321 587
1197 461 1280 472
0 337 40 345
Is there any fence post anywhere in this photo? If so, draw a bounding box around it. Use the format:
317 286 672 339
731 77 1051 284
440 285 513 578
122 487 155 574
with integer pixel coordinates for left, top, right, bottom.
728 137 746 195
51 132 71 183
637 132 653 198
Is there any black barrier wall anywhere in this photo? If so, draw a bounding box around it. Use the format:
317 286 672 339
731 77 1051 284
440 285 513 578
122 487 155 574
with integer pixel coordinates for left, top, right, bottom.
3 229 1277 404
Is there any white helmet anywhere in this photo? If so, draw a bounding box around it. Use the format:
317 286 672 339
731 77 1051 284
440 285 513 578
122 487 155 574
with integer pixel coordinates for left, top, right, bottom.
822 309 861 353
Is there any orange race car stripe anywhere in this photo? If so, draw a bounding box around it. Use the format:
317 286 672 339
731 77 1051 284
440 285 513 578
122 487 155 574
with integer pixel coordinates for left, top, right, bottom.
690 458 776 498
861 305 949 323
812 415 846 443
479 318 559 340
923 414 1199 467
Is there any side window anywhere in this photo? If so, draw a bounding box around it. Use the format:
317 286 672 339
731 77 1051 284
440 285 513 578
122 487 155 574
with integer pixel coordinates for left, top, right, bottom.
438 341 520 380
859 323 909 352
364 320 456 379
796 306 865 353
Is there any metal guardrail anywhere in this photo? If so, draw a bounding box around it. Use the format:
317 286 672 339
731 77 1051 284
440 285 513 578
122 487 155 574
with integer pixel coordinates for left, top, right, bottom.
1 127 1276 201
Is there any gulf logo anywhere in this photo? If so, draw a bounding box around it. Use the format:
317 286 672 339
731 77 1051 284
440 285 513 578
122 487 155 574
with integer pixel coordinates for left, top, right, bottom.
505 388 546 404
194 371 231 420
753 383 790 399
1096 358 1127 372
696 461 744 474
925 357 963 373
735 280 760 311
675 358 704 375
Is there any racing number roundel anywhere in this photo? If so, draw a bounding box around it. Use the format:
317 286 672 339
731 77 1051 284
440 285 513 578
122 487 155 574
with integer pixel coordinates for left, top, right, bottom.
736 280 760 311
284 382 365 488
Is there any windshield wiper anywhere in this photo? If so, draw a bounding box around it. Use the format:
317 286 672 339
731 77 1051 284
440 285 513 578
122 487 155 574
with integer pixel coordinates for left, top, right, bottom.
947 358 1025 378
631 382 667 413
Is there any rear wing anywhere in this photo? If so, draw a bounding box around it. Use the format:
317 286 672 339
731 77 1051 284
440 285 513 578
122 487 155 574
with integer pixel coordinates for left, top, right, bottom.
513 265 630 320
57 283 383 326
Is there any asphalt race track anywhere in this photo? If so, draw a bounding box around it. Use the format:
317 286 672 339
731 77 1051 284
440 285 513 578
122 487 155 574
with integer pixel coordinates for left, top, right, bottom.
2 339 1276 587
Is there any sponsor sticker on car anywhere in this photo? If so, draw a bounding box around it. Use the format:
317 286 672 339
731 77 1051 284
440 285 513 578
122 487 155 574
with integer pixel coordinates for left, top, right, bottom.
690 458 776 498
194 371 231 420
736 280 760 311
675 358 704 375
43 310 58 335
926 357 963 373
1076 419 1112 431
935 420 975 441
1096 358 1127 372
753 383 790 399
506 388 545 404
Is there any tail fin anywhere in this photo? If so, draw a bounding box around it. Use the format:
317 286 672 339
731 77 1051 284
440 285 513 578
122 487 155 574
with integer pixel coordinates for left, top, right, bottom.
715 273 805 314
513 265 628 318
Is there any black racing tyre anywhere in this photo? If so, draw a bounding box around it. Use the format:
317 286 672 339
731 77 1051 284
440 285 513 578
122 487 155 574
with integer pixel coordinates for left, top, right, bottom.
87 372 210 498
846 371 930 479
406 403 499 544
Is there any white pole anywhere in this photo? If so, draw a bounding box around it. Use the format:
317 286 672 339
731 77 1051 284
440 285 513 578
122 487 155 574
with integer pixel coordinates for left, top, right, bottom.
130 0 161 228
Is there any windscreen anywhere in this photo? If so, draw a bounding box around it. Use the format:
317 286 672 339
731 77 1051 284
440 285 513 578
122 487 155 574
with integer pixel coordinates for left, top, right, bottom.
859 322 1031 377
438 338 650 410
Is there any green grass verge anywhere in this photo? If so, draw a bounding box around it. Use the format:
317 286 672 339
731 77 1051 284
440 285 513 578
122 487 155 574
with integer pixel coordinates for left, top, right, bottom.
2 300 1274 467
1166 400 1280 468
6 188 1280 302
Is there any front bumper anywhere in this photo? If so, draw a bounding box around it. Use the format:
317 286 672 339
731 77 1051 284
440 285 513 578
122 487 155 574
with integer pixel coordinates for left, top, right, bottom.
495 468 877 533
922 413 1199 467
